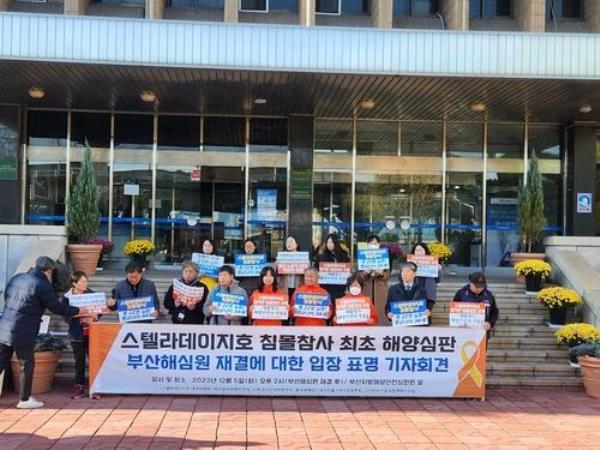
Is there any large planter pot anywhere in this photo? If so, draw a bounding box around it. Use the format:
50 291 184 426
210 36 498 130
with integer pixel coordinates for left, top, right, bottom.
525 275 542 292
11 351 62 395
577 355 600 399
512 253 546 283
67 244 102 277
548 306 567 328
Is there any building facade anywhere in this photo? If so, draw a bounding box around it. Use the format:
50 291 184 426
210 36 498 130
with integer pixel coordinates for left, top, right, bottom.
1 0 599 268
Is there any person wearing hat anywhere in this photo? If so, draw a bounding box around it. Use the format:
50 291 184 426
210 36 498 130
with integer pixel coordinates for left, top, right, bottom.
452 271 499 334
385 262 432 325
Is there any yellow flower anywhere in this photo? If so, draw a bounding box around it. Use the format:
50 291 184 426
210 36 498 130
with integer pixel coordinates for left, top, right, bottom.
427 242 452 263
537 287 582 309
555 323 600 345
514 259 552 277
123 239 155 257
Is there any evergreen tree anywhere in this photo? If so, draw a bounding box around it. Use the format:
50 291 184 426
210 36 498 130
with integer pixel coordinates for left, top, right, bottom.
67 144 99 242
517 151 546 252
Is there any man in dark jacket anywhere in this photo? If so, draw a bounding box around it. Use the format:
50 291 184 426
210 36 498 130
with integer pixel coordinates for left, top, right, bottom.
385 262 432 324
107 262 159 323
452 271 499 334
0 256 92 409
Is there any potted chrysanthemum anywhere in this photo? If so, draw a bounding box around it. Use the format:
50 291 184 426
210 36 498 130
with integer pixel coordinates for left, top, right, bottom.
556 323 600 367
426 241 452 265
570 341 600 398
514 259 552 293
537 287 583 328
123 239 155 267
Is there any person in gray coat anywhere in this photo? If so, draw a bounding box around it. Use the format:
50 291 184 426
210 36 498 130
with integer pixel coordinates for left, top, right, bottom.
107 262 159 323
0 256 94 409
203 265 248 325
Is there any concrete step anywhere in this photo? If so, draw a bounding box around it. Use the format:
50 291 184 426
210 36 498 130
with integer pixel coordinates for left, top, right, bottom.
487 362 580 377
487 337 563 350
487 348 569 362
486 376 582 388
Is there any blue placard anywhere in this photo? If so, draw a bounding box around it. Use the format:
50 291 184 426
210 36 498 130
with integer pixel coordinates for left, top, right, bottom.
213 292 248 317
117 296 156 323
357 248 390 271
235 254 267 278
390 300 428 327
294 292 331 319
192 253 225 278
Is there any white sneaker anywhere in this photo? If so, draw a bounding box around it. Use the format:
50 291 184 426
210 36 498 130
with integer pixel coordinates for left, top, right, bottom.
16 397 44 409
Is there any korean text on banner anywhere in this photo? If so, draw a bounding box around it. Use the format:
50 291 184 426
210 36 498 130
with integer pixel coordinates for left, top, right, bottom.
357 248 390 271
213 292 248 317
89 324 487 398
235 254 267 278
407 255 439 278
318 262 352 285
172 280 205 305
251 293 289 320
117 296 156 323
67 292 107 314
449 302 486 328
335 296 371 324
294 292 331 319
276 252 310 275
191 253 225 278
391 300 429 327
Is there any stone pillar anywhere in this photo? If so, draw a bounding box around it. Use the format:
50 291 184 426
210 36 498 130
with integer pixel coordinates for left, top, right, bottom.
371 0 393 29
585 0 600 33
224 0 238 23
299 0 315 26
441 0 468 31
566 127 596 236
514 0 545 32
145 0 165 20
64 0 90 15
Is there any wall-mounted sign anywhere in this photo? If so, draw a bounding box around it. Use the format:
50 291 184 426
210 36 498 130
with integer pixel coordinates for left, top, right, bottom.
190 168 201 182
124 184 140 196
577 193 592 214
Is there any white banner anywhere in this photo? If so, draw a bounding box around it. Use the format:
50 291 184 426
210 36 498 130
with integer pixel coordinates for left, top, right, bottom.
90 324 487 398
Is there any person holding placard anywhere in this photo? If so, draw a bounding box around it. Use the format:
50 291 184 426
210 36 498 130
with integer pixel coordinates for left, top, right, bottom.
107 262 160 323
248 267 289 326
164 261 208 325
452 272 499 336
410 242 442 306
316 233 351 304
333 274 377 326
358 235 391 326
290 268 332 326
237 238 263 297
196 239 219 290
278 235 306 297
203 265 248 325
385 262 432 326
62 271 103 399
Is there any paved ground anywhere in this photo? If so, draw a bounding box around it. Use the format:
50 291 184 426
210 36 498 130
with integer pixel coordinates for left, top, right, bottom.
0 387 598 449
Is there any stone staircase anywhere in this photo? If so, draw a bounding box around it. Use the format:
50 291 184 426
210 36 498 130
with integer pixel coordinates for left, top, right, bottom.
47 273 582 389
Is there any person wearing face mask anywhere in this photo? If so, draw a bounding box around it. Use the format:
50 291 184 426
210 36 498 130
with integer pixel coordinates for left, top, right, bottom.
248 267 289 326
203 265 248 325
163 261 208 325
359 235 391 326
410 242 442 308
452 272 499 337
316 233 351 305
197 238 219 291
333 275 377 326
385 262 432 325
290 268 332 326
278 235 305 298
238 238 262 295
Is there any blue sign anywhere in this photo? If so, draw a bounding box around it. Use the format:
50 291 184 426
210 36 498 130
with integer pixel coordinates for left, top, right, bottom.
192 253 225 278
235 254 267 278
256 189 277 219
294 292 331 319
577 193 592 214
117 296 156 323
213 292 248 317
391 300 428 327
357 248 390 271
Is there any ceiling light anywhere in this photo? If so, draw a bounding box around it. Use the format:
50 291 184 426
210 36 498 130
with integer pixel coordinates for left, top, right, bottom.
360 100 376 110
579 103 592 114
28 87 45 99
140 90 157 103
254 98 267 105
470 101 486 112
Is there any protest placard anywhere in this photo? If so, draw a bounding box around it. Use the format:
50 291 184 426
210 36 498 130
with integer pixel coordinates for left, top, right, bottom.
357 248 390 271
276 251 310 275
191 253 224 278
67 292 107 314
448 302 486 327
213 292 248 317
318 262 352 285
251 293 289 320
391 300 429 327
294 292 331 319
407 254 439 278
335 295 371 324
234 254 266 278
172 279 205 305
117 296 156 323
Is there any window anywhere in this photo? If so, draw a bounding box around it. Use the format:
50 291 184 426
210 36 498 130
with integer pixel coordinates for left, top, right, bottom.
250 118 287 153
71 112 110 148
316 0 341 15
240 0 268 12
203 117 245 152
548 0 582 19
158 115 200 151
410 0 438 17
470 0 511 19
114 114 153 149
496 0 511 17
27 111 67 147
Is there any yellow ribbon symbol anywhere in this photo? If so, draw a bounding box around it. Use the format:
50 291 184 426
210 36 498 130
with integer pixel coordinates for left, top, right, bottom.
459 340 483 388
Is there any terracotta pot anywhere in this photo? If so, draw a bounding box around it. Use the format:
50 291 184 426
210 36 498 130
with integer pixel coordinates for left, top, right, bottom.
512 253 546 283
67 244 102 277
11 351 62 395
578 356 600 399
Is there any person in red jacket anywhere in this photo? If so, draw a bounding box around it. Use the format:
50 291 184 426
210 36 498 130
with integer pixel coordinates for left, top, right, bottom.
248 266 289 326
290 268 332 326
333 274 378 326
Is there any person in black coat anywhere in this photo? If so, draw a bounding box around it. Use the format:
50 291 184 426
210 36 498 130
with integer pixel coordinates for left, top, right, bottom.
453 271 499 336
164 261 208 325
0 257 93 409
315 233 351 304
385 262 433 325
107 262 159 323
